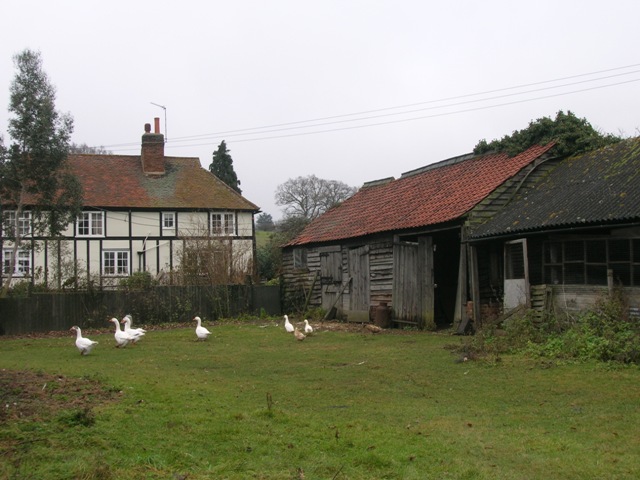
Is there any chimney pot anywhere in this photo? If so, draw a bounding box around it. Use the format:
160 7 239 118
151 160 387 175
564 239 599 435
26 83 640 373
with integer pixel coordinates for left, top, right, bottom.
154 117 160 134
144 123 151 133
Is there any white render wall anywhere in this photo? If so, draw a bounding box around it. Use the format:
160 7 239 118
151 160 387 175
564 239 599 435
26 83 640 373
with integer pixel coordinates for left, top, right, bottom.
4 209 255 288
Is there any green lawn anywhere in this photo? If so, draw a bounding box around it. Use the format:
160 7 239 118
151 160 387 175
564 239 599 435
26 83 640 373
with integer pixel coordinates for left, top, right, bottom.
1 320 639 479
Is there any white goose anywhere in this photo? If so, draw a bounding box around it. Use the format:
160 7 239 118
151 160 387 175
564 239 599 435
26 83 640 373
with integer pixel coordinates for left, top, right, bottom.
194 316 211 340
304 319 314 335
121 314 146 343
284 314 294 333
109 317 134 347
70 326 99 355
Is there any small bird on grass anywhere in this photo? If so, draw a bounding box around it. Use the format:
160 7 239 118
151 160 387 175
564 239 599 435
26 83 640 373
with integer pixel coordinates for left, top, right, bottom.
294 327 306 341
365 324 383 334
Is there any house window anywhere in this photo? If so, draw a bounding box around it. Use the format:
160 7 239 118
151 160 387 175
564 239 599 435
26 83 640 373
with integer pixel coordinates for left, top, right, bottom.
2 249 31 276
162 212 175 230
211 212 235 236
103 250 129 276
2 211 31 237
543 238 639 287
77 212 104 237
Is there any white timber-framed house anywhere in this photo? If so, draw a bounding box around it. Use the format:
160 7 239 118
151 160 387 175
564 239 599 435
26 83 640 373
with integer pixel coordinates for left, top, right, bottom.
1 119 260 289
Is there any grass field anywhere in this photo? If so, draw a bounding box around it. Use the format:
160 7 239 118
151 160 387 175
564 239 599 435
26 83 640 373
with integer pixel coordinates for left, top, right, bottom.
1 319 639 479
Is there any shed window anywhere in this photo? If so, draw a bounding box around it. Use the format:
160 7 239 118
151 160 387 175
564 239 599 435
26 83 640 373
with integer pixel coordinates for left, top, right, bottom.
543 238 639 286
293 248 307 269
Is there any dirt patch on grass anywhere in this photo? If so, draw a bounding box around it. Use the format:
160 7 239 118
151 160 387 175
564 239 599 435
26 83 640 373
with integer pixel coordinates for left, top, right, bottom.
0 369 120 424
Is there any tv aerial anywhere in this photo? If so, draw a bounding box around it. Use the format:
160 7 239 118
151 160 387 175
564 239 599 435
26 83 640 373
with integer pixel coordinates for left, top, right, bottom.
150 102 167 142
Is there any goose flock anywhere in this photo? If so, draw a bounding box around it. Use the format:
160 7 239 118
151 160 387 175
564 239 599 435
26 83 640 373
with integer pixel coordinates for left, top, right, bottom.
69 313 323 355
69 314 213 355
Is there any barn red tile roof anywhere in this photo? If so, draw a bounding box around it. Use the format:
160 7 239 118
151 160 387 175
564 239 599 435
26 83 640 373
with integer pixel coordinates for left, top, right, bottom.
67 154 259 211
287 143 555 246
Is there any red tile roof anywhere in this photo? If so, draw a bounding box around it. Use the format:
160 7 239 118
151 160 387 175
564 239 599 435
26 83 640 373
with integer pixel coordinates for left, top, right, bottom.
287 144 555 246
67 154 259 211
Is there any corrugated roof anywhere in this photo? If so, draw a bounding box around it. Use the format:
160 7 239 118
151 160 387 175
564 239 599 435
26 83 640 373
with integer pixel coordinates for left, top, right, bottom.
470 137 640 239
287 143 554 246
67 154 259 211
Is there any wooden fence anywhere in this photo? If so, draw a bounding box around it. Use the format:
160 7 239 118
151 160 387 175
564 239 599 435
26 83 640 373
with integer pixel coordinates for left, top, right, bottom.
0 285 281 335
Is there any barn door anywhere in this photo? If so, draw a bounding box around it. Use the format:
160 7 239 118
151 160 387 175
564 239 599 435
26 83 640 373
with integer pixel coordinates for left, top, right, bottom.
503 239 530 310
348 246 370 313
393 237 434 327
320 247 342 312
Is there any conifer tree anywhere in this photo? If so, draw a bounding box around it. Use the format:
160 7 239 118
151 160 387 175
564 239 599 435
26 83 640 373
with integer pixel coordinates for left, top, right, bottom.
209 140 241 194
0 49 83 296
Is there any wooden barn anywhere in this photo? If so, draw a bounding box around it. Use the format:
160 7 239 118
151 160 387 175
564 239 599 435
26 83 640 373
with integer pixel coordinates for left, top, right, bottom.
465 137 640 328
281 144 555 329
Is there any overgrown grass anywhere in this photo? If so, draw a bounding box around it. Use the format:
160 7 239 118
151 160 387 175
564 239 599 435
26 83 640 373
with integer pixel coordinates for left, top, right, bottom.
1 321 639 479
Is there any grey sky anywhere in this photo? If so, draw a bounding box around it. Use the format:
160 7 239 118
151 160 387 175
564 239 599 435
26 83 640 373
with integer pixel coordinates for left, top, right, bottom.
1 0 639 220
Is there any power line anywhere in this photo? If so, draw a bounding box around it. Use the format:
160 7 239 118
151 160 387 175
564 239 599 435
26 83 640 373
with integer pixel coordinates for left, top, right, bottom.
164 62 640 142
102 64 640 152
156 78 640 147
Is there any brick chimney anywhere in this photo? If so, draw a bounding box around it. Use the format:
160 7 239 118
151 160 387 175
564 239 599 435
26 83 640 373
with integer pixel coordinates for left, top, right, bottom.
141 117 165 175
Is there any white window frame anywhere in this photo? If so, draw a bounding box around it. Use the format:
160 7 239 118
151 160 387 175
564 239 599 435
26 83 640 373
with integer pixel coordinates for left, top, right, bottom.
102 250 130 276
3 211 32 238
211 212 235 236
77 211 104 237
162 212 176 230
2 249 31 277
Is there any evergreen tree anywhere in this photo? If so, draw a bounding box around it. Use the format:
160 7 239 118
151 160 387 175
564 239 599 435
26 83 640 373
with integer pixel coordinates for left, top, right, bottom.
0 49 83 296
256 212 275 231
209 140 241 194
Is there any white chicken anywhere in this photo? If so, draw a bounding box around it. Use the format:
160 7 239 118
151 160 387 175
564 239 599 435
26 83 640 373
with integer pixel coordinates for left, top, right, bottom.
194 316 211 340
121 314 146 343
70 326 98 355
303 319 314 335
109 317 134 347
284 314 294 333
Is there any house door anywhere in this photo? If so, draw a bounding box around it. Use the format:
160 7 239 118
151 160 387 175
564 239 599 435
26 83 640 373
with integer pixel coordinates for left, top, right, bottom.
348 246 370 314
393 237 434 327
503 239 530 310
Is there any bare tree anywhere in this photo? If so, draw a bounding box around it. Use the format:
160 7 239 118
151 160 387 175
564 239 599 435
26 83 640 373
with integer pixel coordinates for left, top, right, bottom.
275 174 357 220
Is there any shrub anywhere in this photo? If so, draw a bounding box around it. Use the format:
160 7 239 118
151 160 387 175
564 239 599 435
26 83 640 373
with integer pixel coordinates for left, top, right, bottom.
466 289 640 365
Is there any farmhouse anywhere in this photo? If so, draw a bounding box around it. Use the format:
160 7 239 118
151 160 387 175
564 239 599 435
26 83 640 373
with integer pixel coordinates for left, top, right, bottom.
465 136 640 328
281 143 555 329
1 119 260 289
